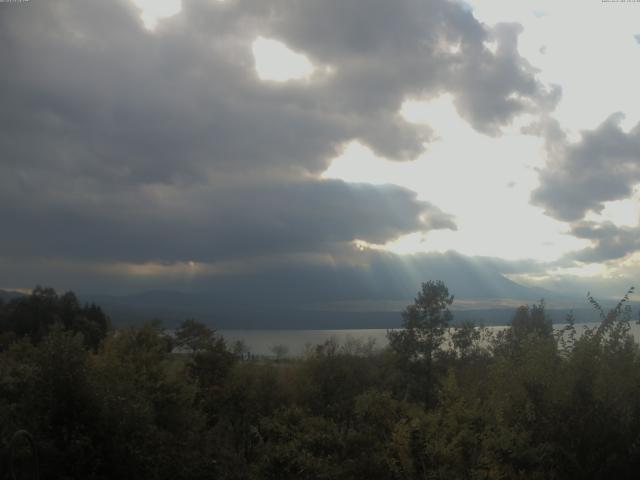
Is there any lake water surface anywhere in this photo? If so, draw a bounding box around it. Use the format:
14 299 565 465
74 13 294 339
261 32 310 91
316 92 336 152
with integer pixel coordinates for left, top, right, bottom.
220 322 640 357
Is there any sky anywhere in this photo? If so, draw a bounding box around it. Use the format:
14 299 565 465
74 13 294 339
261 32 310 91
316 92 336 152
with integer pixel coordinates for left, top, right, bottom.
1 0 640 309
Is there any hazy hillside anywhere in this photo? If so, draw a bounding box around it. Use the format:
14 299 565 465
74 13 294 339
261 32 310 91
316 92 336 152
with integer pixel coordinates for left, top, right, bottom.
80 255 593 329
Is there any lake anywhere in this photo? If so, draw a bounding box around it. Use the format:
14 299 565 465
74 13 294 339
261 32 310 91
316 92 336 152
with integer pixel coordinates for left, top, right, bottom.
219 322 640 357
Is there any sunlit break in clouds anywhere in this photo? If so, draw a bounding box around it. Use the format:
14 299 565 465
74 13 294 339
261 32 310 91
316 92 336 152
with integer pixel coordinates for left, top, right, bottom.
131 0 182 30
252 37 316 82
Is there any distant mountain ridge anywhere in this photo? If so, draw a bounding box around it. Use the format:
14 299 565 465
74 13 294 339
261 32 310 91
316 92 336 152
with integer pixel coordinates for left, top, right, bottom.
0 285 628 330
5 250 631 329
78 271 590 329
0 289 26 302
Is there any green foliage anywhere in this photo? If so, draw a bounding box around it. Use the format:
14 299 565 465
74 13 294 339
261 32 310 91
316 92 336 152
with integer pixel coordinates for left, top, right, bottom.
256 407 344 480
2 283 640 479
175 318 216 353
387 280 454 363
91 322 208 479
386 280 454 406
491 300 555 361
511 301 553 341
0 286 110 350
270 344 289 361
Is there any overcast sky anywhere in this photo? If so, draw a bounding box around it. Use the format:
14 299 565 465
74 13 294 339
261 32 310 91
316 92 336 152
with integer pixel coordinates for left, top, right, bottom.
1 0 639 302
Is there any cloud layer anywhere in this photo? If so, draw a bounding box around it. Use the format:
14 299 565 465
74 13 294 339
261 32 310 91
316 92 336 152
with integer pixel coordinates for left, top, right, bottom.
532 114 640 223
1 0 560 298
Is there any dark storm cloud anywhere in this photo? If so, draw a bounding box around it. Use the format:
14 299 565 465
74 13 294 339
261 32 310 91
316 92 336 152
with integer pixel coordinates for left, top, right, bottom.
248 0 559 138
564 221 640 263
0 0 556 277
530 114 640 264
531 114 640 222
0 178 452 262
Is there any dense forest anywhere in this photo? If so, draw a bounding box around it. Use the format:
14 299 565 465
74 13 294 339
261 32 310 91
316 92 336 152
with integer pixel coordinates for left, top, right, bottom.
1 282 640 479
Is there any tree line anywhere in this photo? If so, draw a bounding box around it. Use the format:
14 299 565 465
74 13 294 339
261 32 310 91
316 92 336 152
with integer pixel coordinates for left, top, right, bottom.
1 281 640 479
